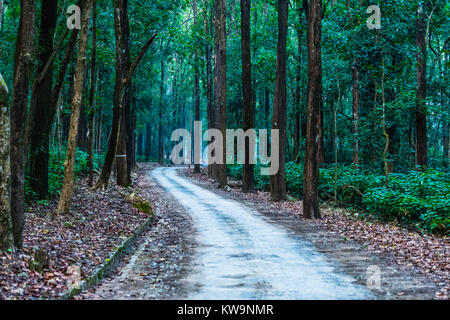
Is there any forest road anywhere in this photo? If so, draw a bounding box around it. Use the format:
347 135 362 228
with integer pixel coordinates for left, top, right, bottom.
152 167 374 299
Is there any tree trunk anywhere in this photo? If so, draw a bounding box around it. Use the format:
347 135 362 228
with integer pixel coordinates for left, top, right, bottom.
128 85 137 172
415 4 427 168
0 73 13 249
10 0 36 247
270 0 288 201
193 0 201 173
88 1 97 187
27 0 58 199
56 0 93 214
145 122 151 160
294 7 303 164
0 0 4 30
158 60 165 164
204 0 214 177
241 0 254 192
303 0 322 219
352 59 359 167
96 102 103 153
116 0 131 187
213 0 227 187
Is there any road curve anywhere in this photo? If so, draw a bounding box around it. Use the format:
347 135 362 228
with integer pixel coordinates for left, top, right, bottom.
153 167 374 300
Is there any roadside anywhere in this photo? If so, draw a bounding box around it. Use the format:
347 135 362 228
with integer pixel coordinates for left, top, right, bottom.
0 169 153 300
81 163 196 299
183 168 449 300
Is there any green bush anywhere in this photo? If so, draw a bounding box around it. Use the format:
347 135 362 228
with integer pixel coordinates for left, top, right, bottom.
227 163 449 235
26 149 102 199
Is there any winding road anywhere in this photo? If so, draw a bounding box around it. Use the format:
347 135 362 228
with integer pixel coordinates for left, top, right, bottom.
153 167 374 299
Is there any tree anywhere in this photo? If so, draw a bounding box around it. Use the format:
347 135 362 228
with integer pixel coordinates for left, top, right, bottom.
0 73 13 250
270 0 288 201
95 0 157 189
10 0 36 247
193 0 201 173
28 0 58 199
88 0 98 187
241 0 254 193
213 0 227 187
415 3 427 168
303 0 322 219
116 0 132 187
204 0 214 177
56 0 94 214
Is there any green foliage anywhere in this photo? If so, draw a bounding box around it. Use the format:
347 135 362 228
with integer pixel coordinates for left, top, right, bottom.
228 163 450 234
25 149 101 200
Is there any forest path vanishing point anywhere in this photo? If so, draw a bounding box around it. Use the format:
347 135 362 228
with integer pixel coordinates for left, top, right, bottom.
86 167 439 300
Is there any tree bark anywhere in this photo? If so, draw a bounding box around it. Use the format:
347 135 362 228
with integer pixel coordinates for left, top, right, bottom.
352 59 359 167
88 1 97 187
193 0 201 173
158 60 165 164
204 0 214 177
145 122 151 160
0 0 4 30
56 0 93 214
10 0 36 247
303 0 322 219
0 73 13 249
241 0 254 192
116 0 131 187
28 0 58 199
294 6 303 164
213 0 227 187
415 4 428 168
270 0 288 201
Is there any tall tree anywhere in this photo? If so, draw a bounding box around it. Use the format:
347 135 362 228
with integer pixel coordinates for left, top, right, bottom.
415 3 428 168
116 0 132 187
270 0 288 201
241 0 254 192
56 0 94 214
213 0 227 187
88 0 97 187
193 0 201 173
158 59 165 164
352 60 359 167
28 0 58 199
0 73 13 250
95 1 157 189
10 0 36 247
204 0 214 177
303 0 322 219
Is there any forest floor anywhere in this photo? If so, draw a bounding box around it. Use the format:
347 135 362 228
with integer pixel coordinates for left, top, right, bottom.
0 169 153 300
183 168 449 300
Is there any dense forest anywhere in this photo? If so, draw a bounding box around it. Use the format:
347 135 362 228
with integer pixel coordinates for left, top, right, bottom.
0 0 448 266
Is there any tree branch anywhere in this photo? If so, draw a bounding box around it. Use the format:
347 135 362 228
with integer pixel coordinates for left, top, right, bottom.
124 33 158 86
